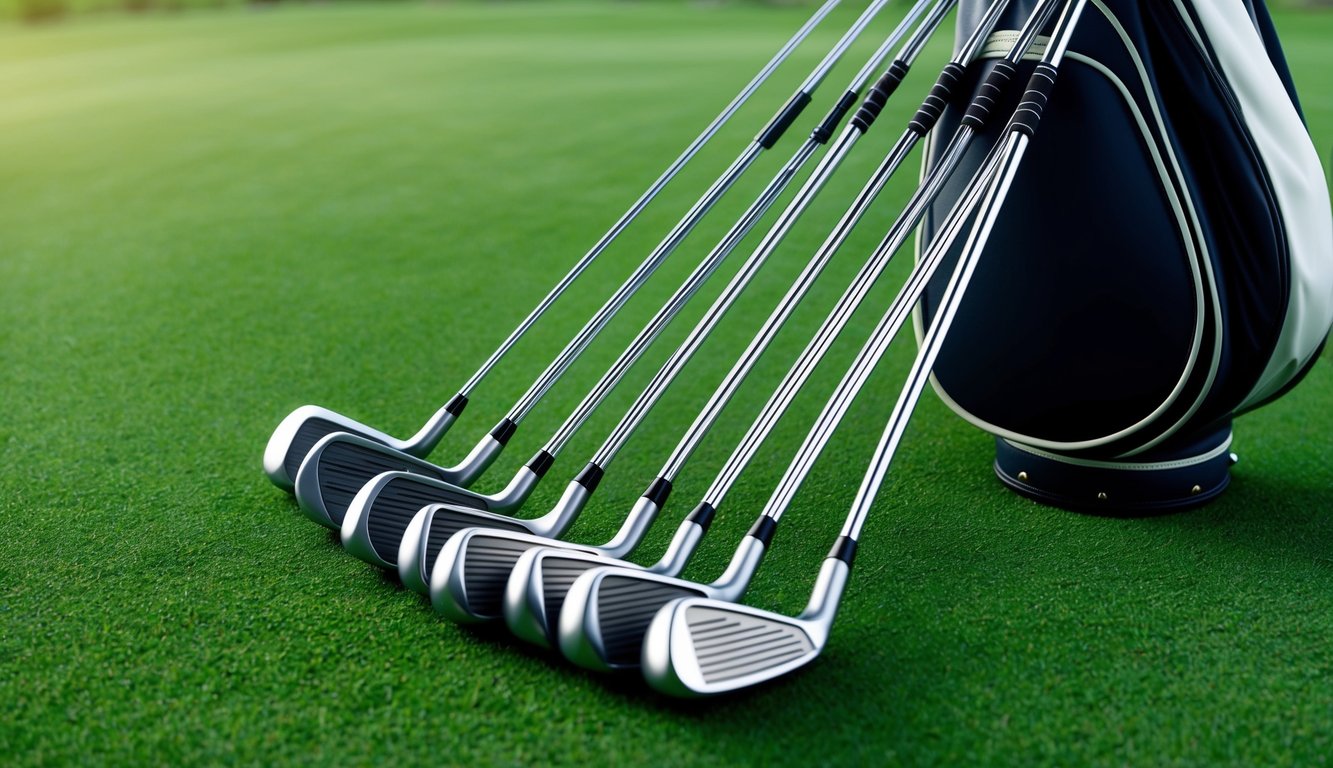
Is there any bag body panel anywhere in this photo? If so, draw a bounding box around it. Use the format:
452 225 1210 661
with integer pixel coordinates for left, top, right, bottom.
917 0 1330 466
1165 0 1332 409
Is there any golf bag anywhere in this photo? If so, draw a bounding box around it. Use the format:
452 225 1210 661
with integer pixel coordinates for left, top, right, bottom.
918 0 1333 513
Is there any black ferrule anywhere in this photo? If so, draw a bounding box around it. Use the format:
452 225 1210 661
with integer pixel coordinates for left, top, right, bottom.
685 501 716 533
1007 63 1058 137
574 462 604 493
849 60 910 133
827 535 858 566
642 476 673 508
909 62 966 136
526 449 555 478
961 60 1017 129
746 516 778 547
445 393 468 417
811 90 859 144
489 418 518 446
756 91 812 149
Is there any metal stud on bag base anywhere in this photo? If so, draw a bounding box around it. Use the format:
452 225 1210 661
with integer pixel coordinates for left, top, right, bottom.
992 422 1237 515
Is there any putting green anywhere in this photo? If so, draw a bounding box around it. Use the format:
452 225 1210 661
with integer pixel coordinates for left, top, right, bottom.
1 2 1330 765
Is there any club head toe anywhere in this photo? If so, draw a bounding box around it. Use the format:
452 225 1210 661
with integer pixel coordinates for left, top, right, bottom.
264 405 363 493
397 508 432 594
642 598 820 697
506 549 614 649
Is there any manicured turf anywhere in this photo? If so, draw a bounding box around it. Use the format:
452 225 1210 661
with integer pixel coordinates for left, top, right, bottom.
1 2 1330 765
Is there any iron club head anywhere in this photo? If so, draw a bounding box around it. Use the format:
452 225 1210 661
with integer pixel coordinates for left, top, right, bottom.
264 403 458 492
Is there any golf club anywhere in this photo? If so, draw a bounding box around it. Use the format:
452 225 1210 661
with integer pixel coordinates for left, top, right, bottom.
262 0 842 494
503 0 992 646
331 1 901 568
423 0 956 623
556 0 1063 672
642 0 1089 696
295 0 893 529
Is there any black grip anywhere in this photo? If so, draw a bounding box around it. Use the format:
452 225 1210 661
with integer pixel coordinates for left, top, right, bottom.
827 535 858 566
961 60 1017 130
811 89 859 144
908 62 966 136
1007 63 1058 137
746 516 778 546
685 501 716 533
489 417 517 446
641 476 672 508
756 91 812 149
445 393 468 417
574 462 604 493
849 60 911 133
526 449 555 478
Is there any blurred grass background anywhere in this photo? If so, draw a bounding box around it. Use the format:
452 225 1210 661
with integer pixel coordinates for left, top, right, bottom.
3 0 1332 24
0 1 1330 766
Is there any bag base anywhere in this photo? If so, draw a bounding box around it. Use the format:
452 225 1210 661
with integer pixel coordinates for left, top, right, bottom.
992 421 1236 515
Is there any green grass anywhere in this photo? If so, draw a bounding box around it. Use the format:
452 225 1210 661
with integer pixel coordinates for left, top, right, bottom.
1 2 1331 765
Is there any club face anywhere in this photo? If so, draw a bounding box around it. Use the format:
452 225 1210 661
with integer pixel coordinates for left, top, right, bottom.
340 472 490 568
642 597 821 697
505 549 639 648
400 504 533 593
294 433 452 528
558 568 711 672
264 405 404 492
432 529 603 623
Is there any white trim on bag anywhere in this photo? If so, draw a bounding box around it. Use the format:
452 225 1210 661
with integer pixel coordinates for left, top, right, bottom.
1177 0 1333 409
919 6 1218 455
1002 432 1234 472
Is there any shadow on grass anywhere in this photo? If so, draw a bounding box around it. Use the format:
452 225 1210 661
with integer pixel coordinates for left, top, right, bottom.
448 616 842 716
1151 469 1333 571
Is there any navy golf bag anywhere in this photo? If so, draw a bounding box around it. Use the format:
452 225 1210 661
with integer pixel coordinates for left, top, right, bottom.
918 0 1332 513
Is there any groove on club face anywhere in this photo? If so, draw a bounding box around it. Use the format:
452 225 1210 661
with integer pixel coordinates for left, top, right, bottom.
316 439 450 526
538 556 604 645
685 604 814 685
366 478 488 564
509 551 620 647
592 576 704 667
421 510 527 587
456 535 544 619
283 417 342 485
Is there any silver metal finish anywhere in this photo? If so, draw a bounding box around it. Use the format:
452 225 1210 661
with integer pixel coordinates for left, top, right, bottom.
396 480 593 592
362 0 918 605
642 0 1091 697
558 535 768 671
294 142 764 515
293 2 899 578
432 528 604 624
294 431 507 528
508 145 762 428
721 0 1058 523
682 0 1022 499
503 519 708 648
594 132 857 467
542 142 821 458
555 0 1063 677
455 0 842 401
262 0 840 492
293 431 456 529
263 403 459 493
333 460 543 562
495 0 896 452
459 0 950 640
616 0 951 478
338 465 550 570
426 495 664 620
641 559 849 697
